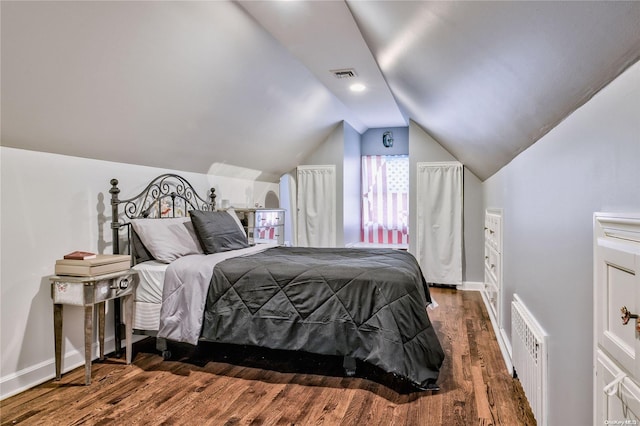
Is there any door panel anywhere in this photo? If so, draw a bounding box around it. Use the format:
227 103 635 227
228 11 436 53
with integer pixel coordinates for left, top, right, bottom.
596 239 640 377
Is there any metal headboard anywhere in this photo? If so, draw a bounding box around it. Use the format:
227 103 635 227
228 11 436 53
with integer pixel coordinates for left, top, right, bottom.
109 173 216 256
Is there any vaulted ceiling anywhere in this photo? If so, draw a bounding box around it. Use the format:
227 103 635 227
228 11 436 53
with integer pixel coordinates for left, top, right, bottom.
2 1 640 181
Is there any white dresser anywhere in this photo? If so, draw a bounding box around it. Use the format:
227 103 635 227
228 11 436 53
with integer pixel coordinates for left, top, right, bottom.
234 208 285 245
483 209 503 325
594 213 640 424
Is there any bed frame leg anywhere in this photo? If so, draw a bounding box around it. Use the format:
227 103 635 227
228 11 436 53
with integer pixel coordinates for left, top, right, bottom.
343 356 356 377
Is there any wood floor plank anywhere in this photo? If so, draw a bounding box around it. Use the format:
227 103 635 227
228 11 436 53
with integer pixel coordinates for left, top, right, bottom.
244 381 309 425
305 379 356 425
339 381 377 426
0 287 536 425
235 376 296 424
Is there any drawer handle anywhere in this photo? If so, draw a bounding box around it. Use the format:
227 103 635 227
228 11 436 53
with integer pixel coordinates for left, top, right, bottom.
621 306 639 325
119 278 129 289
603 372 626 396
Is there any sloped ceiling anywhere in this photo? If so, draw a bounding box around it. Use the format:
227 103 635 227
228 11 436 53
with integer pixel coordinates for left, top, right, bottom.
2 1 640 181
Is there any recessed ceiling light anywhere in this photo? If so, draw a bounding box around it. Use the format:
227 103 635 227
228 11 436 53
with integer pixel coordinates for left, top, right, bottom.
350 83 366 92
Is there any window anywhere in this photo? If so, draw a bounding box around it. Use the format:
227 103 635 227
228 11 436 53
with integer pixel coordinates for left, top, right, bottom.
361 155 409 245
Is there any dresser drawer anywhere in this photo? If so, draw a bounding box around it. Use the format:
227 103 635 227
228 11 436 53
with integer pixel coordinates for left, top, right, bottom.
596 349 640 423
255 210 284 227
484 277 499 320
51 272 135 306
93 276 134 302
485 210 502 253
485 246 500 283
254 225 283 244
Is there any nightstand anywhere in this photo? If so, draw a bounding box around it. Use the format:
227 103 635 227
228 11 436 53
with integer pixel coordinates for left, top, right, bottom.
50 269 137 385
233 208 285 245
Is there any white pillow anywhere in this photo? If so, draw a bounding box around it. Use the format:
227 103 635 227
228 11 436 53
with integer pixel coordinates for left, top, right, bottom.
130 217 203 263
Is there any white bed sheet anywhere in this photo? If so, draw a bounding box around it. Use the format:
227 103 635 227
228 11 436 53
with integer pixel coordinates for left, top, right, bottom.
133 260 167 304
159 243 278 344
130 246 277 334
132 260 168 331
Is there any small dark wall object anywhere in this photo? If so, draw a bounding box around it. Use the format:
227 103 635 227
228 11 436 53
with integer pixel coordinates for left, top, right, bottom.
383 131 394 148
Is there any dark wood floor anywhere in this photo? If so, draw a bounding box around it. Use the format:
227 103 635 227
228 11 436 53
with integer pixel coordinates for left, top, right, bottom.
0 287 535 425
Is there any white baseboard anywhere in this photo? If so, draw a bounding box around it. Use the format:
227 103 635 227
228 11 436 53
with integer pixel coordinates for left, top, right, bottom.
0 335 145 400
498 326 513 374
457 281 484 291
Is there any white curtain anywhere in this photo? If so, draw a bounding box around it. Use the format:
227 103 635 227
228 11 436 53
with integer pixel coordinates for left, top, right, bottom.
297 165 336 247
416 161 463 285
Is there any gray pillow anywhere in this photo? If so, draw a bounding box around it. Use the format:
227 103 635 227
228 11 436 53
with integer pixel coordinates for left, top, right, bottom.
130 217 204 263
226 208 247 234
189 210 249 254
131 229 154 264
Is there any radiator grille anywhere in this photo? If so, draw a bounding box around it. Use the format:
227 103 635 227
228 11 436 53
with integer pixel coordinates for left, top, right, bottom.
512 295 548 425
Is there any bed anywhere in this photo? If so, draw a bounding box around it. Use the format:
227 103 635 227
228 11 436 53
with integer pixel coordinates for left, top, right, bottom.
110 174 444 391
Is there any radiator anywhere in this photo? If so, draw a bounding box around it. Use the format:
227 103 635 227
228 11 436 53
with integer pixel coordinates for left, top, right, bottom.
512 294 548 425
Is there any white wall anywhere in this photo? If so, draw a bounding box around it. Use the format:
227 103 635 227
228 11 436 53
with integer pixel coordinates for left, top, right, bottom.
278 173 295 247
408 121 484 285
483 61 640 424
342 122 362 246
0 147 277 399
301 121 364 247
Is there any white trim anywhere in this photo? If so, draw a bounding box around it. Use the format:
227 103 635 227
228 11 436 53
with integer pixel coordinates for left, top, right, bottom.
0 335 144 400
594 213 640 243
456 281 484 291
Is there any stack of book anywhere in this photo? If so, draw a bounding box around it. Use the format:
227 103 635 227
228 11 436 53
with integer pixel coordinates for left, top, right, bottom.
55 251 131 276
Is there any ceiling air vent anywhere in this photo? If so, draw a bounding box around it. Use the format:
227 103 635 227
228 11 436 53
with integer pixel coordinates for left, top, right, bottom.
331 68 358 79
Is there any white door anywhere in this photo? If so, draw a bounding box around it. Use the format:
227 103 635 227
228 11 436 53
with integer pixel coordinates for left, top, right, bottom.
594 213 640 424
595 238 640 376
296 165 336 247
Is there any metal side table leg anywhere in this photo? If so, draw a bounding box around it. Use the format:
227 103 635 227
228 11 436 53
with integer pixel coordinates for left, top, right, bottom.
53 304 63 381
98 302 105 361
83 304 94 385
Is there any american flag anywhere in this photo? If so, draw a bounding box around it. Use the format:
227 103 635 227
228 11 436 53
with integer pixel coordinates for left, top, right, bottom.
361 155 409 244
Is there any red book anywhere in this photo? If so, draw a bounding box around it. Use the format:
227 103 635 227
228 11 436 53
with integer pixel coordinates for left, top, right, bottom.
63 251 97 260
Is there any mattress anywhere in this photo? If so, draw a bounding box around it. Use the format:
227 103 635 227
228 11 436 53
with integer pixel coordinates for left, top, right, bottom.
132 260 167 331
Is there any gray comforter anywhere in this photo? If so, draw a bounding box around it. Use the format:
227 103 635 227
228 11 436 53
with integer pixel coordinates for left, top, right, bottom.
198 247 444 389
159 244 274 345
